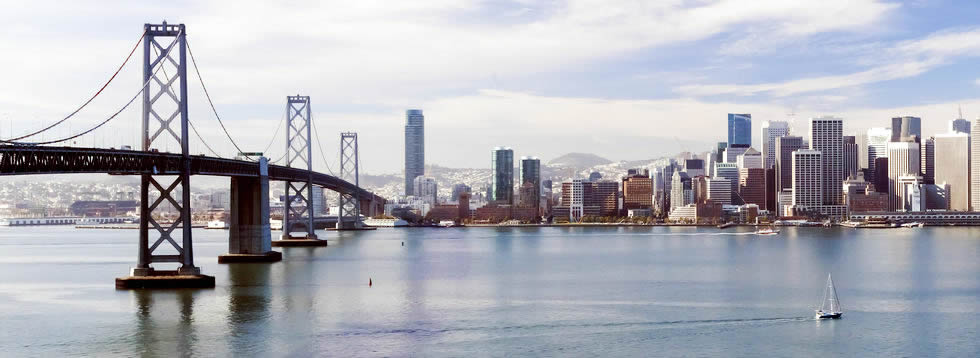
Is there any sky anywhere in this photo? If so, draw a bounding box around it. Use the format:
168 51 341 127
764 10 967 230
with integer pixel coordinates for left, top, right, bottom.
2 0 980 174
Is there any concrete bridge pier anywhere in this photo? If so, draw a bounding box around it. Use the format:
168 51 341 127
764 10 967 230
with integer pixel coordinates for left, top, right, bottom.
219 158 282 263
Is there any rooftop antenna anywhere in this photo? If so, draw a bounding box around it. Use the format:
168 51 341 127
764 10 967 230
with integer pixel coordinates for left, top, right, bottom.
958 105 964 120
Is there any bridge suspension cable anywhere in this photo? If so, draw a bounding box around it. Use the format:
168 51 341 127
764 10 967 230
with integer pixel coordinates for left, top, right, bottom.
0 30 147 143
150 45 222 158
185 39 251 159
2 30 182 146
310 116 337 176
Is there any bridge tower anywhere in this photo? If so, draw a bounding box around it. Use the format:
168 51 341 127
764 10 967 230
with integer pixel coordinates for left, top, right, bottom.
273 95 327 246
337 132 362 229
117 22 214 288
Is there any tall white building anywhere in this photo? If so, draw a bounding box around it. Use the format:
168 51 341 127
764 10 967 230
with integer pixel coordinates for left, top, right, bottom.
792 149 823 207
761 121 790 169
404 109 425 196
972 118 980 210
810 116 844 205
888 141 921 211
934 133 971 211
867 127 891 186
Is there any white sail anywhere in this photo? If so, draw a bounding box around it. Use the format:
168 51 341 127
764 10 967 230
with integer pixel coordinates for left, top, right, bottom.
819 273 841 313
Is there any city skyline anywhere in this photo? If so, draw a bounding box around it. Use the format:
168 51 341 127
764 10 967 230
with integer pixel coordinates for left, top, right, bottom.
4 2 980 173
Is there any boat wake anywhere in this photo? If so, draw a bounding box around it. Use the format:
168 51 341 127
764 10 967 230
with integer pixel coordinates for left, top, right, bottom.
329 316 813 337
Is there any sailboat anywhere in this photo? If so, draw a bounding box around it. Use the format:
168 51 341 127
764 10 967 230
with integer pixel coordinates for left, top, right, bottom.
815 273 843 319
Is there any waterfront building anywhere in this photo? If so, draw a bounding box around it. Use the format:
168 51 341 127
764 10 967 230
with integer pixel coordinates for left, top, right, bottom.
736 147 763 169
843 136 859 179
554 179 618 221
738 168 766 210
404 109 425 196
866 127 891 187
761 121 790 169
519 156 541 209
774 136 806 193
622 171 653 212
593 181 619 216
491 147 514 204
810 116 844 205
777 189 793 217
887 141 921 211
935 132 971 211
792 149 823 207
920 137 935 184
413 176 438 205
728 113 752 147
713 162 740 204
898 175 924 211
891 116 922 143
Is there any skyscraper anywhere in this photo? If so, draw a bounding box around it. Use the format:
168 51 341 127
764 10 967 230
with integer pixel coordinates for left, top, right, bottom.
950 118 971 134
843 136 858 180
685 159 705 177
413 176 438 205
707 178 732 205
724 144 750 163
891 116 922 143
739 168 767 210
491 147 514 204
622 170 653 211
972 118 980 210
761 120 790 169
934 133 970 211
887 141 921 211
714 162 740 204
519 156 541 209
775 136 806 193
866 127 890 187
920 137 935 184
727 113 752 147
810 116 844 205
792 149 823 207
736 147 762 169
404 109 425 196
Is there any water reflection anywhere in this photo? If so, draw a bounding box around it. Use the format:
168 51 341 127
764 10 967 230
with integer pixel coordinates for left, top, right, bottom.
131 289 199 356
226 263 272 355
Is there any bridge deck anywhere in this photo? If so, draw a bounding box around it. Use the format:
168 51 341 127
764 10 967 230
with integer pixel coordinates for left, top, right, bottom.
0 145 384 204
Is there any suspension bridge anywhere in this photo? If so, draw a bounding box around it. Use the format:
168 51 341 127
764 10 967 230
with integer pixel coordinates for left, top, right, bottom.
0 22 385 288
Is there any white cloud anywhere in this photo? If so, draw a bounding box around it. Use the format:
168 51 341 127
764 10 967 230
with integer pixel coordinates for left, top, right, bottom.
677 27 980 97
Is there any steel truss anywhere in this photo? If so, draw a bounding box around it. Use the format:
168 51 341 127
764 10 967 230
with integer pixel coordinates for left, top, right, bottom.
282 95 316 238
338 132 361 227
134 22 199 276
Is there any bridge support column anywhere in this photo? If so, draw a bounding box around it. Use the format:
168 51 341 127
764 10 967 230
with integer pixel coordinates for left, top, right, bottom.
219 158 282 263
116 22 213 289
272 95 327 247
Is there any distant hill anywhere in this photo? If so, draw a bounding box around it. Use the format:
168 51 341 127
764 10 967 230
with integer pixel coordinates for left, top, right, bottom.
546 153 612 169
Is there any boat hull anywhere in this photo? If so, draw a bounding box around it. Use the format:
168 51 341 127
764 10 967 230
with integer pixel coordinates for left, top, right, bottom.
815 311 842 319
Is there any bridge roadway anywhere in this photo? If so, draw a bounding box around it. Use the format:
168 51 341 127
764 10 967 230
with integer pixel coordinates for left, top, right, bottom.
0 145 385 208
